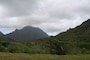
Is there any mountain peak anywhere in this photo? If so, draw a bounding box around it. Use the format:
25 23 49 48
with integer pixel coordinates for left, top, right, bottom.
6 26 49 41
22 26 39 30
23 26 34 29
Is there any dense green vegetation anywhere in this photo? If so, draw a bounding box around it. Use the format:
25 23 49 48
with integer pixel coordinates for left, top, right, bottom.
0 38 65 55
0 37 89 55
56 19 90 54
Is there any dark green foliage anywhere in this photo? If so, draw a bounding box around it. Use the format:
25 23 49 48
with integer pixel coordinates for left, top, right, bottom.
0 38 66 55
7 43 29 53
0 40 10 52
46 38 66 55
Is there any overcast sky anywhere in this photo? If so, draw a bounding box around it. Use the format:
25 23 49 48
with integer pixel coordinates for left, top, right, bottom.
0 0 90 36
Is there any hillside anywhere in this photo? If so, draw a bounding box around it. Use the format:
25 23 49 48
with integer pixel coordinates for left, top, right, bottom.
56 19 90 42
55 19 90 54
6 26 49 41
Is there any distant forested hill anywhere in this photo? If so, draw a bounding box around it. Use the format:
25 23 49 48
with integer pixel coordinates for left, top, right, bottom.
6 26 49 41
0 32 13 41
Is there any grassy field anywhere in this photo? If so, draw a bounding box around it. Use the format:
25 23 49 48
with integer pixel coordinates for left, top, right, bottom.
0 52 90 60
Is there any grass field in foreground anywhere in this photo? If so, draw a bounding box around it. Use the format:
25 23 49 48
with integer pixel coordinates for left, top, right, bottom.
0 52 90 60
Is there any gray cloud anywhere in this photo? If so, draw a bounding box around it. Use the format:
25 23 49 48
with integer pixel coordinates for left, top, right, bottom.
0 0 38 17
0 0 90 35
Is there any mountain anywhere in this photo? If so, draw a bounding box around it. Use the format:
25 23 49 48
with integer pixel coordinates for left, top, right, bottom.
0 32 13 41
6 26 49 41
55 19 90 54
56 19 90 42
0 19 90 54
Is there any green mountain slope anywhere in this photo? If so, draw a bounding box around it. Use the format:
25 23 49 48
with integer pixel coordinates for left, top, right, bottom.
55 19 90 54
56 19 90 42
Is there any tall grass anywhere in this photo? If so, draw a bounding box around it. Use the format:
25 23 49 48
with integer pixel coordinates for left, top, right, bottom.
0 52 90 60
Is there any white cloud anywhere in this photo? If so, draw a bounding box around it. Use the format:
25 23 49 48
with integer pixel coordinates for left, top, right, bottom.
0 5 7 18
0 0 90 35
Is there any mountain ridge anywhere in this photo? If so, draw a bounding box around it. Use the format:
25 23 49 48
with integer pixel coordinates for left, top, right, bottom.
0 32 14 41
6 26 49 41
56 19 90 42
